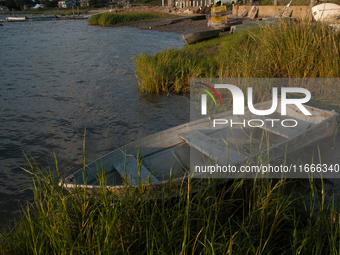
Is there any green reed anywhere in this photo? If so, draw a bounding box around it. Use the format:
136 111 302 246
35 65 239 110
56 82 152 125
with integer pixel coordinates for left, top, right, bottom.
1 144 340 254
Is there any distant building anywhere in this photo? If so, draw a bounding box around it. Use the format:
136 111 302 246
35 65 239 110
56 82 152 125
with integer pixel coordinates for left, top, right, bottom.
79 0 89 6
107 0 128 6
108 1 118 6
0 6 10 11
58 0 77 8
31 4 45 9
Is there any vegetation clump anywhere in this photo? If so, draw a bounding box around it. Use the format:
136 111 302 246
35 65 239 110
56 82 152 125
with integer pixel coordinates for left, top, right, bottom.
88 11 178 26
1 154 340 254
135 20 340 94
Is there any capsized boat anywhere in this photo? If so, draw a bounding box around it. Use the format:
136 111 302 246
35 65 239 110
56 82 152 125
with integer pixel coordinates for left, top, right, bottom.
190 15 206 20
181 29 220 45
60 100 338 197
312 3 340 23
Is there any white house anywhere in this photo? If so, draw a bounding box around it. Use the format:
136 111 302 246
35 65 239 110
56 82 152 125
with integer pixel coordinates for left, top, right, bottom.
58 0 77 8
0 6 10 11
79 0 89 6
31 4 45 9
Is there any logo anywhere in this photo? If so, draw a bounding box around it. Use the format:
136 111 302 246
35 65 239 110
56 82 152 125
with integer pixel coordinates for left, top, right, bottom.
200 84 311 116
199 83 312 128
197 82 223 115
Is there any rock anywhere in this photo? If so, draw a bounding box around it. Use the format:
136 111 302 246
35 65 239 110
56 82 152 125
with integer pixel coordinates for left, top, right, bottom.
184 9 194 14
238 7 248 18
275 7 285 18
282 7 293 18
248 5 259 19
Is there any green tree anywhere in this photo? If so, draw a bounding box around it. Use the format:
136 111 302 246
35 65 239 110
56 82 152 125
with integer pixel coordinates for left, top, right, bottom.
89 0 97 6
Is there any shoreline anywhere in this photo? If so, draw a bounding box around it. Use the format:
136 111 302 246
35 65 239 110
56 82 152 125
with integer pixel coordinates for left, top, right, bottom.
2 6 259 36
127 17 218 35
124 10 261 35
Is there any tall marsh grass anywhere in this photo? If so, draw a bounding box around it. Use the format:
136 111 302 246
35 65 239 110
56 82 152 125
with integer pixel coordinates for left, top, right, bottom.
1 153 340 254
135 20 340 94
88 11 178 26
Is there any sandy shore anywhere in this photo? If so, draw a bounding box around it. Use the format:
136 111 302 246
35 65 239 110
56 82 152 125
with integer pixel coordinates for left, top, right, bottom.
127 18 217 34
126 14 260 35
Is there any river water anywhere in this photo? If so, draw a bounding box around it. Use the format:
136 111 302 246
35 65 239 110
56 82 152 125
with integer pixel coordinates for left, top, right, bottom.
0 18 189 224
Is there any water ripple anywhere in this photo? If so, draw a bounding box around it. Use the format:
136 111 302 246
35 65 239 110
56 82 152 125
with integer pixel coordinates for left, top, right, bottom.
0 18 188 223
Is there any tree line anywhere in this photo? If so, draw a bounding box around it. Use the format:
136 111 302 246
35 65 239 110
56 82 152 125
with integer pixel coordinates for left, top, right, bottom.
1 0 60 10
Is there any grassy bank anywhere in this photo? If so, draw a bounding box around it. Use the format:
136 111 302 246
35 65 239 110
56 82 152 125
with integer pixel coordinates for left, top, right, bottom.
135 20 340 94
88 11 178 26
1 152 340 254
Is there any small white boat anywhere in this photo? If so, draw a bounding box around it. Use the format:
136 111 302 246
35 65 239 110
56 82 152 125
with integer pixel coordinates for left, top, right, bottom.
60 100 338 197
312 3 340 23
6 16 27 21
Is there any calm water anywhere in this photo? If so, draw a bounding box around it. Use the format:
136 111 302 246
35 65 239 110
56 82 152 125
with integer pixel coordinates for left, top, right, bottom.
0 18 189 224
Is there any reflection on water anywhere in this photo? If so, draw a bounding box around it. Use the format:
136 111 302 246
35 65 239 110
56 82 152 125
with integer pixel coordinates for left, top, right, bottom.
0 19 188 224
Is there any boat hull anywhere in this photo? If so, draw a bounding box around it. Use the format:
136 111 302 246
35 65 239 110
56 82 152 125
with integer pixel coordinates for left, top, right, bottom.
312 3 340 23
6 16 26 21
181 29 220 45
60 101 338 197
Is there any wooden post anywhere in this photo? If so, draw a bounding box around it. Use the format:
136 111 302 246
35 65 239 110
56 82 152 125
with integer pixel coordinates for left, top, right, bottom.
274 0 277 6
309 0 315 21
72 6 75 18
12 8 14 17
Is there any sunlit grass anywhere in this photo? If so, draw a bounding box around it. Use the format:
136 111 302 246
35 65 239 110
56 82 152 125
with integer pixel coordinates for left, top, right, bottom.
135 19 340 95
88 11 179 26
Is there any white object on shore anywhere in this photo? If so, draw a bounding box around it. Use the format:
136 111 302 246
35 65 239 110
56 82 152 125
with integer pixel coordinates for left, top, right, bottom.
274 0 292 18
6 16 26 21
312 3 340 23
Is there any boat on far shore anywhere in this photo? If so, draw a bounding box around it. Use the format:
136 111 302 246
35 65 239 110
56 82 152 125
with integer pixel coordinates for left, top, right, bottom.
6 16 27 21
181 29 220 45
312 3 340 23
190 15 206 20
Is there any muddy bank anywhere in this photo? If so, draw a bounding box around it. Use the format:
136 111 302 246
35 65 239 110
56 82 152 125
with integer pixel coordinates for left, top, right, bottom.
127 13 259 35
127 18 217 34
